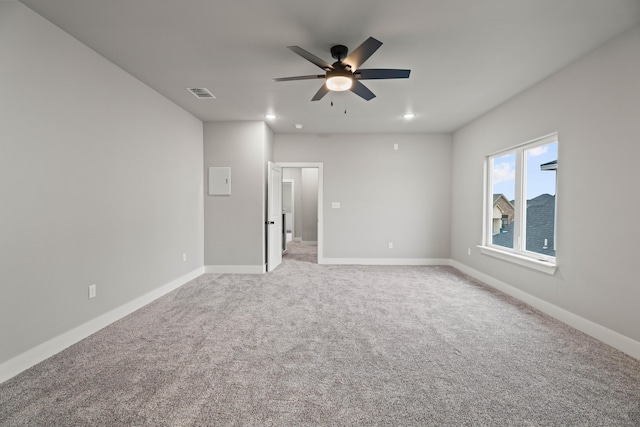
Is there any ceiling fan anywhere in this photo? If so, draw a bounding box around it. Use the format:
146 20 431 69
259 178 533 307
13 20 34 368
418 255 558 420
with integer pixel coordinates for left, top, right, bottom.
274 36 410 101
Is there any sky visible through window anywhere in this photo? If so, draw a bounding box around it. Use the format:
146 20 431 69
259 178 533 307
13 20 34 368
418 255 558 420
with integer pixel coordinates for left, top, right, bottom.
492 142 558 200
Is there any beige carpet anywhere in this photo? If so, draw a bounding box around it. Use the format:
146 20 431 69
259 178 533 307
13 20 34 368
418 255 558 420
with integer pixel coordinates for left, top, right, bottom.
1 242 640 426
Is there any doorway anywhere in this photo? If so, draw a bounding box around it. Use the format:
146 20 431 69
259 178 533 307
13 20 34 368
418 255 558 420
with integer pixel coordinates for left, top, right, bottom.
277 162 323 264
282 179 294 248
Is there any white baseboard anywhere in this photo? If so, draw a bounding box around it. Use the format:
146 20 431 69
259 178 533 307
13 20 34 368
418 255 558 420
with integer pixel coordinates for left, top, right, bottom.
4 259 636 385
450 260 640 361
0 267 205 384
301 241 317 246
293 237 302 242
204 264 266 274
321 258 450 266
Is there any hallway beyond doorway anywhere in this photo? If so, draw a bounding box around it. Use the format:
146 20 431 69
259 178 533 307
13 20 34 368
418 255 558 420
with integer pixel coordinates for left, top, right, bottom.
284 240 317 264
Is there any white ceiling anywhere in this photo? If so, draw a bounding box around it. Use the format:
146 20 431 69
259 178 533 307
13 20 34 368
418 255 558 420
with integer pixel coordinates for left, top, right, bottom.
19 0 640 134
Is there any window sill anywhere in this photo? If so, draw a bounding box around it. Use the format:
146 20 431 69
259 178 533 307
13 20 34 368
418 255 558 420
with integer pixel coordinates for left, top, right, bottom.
477 245 557 275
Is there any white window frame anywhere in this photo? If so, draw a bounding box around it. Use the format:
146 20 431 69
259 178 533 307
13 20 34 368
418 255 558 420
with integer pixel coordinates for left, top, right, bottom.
479 133 558 275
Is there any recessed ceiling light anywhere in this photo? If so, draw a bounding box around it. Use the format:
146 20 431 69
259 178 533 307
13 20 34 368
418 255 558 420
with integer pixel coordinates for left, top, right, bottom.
295 124 303 129
265 114 277 120
403 113 415 120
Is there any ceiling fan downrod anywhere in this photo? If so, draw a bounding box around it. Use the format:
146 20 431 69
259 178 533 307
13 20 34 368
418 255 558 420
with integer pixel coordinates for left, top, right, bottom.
330 45 349 63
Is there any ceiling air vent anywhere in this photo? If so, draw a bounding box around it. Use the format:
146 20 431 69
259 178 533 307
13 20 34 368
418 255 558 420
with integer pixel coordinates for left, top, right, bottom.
187 87 216 99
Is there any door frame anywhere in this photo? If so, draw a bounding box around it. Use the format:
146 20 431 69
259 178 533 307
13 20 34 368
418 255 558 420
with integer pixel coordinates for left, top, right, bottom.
277 162 324 264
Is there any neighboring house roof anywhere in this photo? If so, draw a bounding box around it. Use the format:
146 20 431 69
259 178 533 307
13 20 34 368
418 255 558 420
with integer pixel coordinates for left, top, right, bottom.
527 193 554 207
492 220 514 249
493 194 515 210
540 160 558 171
492 194 556 257
525 194 556 256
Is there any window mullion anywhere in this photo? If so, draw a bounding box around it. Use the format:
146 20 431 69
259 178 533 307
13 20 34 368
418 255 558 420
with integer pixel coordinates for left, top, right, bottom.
485 157 494 246
514 148 525 253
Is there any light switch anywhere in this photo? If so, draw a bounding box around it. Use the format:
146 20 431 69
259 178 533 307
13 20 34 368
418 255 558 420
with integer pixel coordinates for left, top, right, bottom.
332 202 341 209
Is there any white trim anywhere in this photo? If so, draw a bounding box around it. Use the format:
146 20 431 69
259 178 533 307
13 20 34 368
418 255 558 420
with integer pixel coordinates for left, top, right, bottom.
204 264 266 274
4 259 638 386
321 258 450 266
293 237 302 242
0 267 205 384
450 260 640 361
301 241 317 245
478 245 557 275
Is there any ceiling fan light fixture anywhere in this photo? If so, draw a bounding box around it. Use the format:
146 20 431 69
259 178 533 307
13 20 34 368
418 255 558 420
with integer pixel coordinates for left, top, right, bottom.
326 75 353 92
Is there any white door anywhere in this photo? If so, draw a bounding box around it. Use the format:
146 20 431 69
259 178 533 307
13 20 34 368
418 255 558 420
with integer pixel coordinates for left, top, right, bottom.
267 162 283 272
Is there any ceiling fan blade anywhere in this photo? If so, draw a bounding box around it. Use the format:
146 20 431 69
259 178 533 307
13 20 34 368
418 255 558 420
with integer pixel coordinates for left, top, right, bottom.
311 84 330 101
342 37 383 71
274 75 325 82
356 68 411 80
288 46 334 70
350 80 376 101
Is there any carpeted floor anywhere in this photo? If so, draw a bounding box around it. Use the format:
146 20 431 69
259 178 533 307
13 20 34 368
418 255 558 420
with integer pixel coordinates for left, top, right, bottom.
1 241 640 426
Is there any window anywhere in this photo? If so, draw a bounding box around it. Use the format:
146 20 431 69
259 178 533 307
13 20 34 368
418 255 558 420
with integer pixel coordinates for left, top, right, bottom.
481 134 558 274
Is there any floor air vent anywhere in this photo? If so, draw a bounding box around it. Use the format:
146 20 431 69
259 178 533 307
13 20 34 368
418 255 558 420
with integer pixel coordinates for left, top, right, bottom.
187 87 216 99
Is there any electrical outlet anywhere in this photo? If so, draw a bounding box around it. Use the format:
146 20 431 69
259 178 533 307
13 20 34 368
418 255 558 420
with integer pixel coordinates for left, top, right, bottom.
88 284 96 299
388 242 393 249
182 253 187 262
467 248 471 256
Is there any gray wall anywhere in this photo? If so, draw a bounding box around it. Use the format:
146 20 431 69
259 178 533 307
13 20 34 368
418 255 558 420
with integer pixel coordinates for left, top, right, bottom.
0 3 204 364
301 168 319 243
203 121 273 268
274 134 452 260
282 183 293 213
451 25 640 343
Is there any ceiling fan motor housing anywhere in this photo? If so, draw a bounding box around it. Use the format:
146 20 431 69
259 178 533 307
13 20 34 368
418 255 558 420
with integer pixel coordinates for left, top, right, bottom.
327 67 352 79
